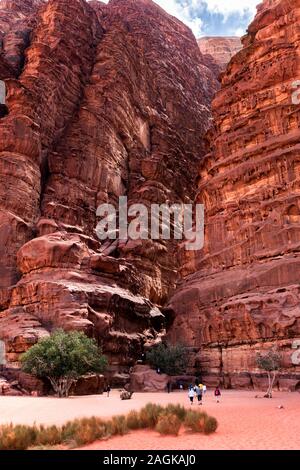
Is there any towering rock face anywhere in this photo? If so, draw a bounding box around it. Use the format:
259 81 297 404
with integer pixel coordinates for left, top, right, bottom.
168 0 300 390
0 0 44 77
0 0 216 377
197 36 242 77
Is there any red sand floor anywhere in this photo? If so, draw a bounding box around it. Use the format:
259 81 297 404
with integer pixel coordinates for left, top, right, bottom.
0 390 299 450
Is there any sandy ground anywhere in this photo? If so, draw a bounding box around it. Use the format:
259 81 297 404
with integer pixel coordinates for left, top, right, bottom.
0 390 299 450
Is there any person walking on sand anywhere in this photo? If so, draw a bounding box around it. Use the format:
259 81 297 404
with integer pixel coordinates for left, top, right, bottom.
106 384 111 397
188 385 195 405
214 386 221 403
195 385 203 405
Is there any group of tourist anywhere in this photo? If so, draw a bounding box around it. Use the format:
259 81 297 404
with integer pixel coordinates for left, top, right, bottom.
165 379 222 405
188 383 221 405
188 382 206 405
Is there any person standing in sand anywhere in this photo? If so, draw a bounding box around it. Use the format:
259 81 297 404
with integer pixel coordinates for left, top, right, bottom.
195 385 203 405
188 385 195 405
214 386 221 403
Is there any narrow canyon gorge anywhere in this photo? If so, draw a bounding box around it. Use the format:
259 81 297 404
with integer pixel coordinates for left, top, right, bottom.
0 0 300 393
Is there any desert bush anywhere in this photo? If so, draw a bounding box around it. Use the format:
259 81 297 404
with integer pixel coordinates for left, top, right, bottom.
109 415 128 436
184 410 207 433
65 417 110 446
163 403 187 421
71 420 99 446
0 424 37 450
156 413 181 436
0 403 217 450
184 410 218 434
139 403 164 428
126 410 142 430
61 420 80 443
35 425 62 446
203 416 218 435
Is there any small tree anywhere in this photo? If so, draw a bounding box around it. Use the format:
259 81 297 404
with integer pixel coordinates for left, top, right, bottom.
21 330 107 397
146 342 188 376
256 349 281 398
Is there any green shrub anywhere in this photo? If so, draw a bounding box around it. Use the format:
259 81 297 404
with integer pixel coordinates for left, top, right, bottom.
21 329 107 397
146 343 188 375
156 413 181 436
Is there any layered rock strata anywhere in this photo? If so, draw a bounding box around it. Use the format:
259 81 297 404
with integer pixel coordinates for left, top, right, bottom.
0 0 216 377
197 36 242 77
168 0 300 390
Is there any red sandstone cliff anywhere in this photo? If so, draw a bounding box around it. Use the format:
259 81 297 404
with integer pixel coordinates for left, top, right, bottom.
0 0 217 382
168 0 300 391
197 36 242 78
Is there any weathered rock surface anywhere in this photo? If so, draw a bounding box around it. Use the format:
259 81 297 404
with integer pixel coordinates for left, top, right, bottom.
129 365 169 392
167 0 300 389
0 0 44 77
0 0 217 375
197 36 242 81
70 374 105 396
0 366 48 394
0 375 22 395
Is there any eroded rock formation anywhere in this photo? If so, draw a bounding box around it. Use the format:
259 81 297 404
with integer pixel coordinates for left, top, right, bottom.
168 0 300 390
0 0 216 381
197 36 242 77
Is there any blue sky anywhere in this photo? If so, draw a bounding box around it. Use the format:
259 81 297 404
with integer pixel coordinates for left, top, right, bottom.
101 0 259 37
153 0 259 37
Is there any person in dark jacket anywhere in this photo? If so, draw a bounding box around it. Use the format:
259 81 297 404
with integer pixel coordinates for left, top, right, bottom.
214 386 221 403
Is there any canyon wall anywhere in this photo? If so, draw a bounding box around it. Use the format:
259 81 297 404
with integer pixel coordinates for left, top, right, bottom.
0 0 217 382
168 0 300 391
197 36 242 77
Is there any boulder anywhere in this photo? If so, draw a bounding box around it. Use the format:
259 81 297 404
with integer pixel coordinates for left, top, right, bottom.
0 376 22 396
130 365 169 392
70 374 105 396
